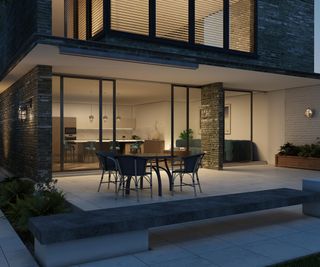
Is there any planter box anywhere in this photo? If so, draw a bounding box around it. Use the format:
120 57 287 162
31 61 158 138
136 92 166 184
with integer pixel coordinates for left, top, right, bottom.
276 154 320 171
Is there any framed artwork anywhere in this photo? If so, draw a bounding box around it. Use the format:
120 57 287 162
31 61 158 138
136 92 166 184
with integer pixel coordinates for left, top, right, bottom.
225 104 231 135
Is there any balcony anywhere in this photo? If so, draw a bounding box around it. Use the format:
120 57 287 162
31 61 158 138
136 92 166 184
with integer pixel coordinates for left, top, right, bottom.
52 0 255 54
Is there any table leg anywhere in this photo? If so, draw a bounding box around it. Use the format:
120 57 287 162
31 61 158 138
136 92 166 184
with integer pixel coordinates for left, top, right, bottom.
164 159 173 191
125 176 131 195
152 159 162 197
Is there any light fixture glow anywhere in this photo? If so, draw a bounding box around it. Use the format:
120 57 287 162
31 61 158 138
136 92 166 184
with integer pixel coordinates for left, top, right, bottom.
304 108 314 119
89 104 94 122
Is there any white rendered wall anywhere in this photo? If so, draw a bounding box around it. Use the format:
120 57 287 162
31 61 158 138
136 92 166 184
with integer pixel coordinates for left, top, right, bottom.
253 93 269 161
267 90 286 165
315 0 320 73
285 85 320 145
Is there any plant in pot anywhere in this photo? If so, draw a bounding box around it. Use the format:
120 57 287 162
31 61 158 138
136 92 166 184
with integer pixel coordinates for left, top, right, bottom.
179 129 194 141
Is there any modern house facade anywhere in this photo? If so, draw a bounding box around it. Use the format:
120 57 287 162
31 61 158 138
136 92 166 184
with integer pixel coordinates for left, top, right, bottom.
0 0 319 181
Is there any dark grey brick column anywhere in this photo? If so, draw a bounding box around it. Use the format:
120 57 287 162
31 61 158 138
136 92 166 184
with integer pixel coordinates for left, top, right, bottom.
0 65 52 181
201 83 224 170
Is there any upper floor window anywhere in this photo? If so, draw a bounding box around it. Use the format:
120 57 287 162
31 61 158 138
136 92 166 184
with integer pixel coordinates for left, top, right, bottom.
65 0 255 53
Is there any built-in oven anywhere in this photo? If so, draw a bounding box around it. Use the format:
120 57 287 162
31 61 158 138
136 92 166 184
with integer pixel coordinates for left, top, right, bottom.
65 127 77 141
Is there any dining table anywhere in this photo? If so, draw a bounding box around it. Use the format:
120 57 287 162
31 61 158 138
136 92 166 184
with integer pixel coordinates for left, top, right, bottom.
125 153 179 197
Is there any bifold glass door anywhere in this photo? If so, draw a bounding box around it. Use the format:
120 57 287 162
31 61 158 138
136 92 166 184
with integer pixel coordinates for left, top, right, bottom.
52 75 202 172
52 76 116 172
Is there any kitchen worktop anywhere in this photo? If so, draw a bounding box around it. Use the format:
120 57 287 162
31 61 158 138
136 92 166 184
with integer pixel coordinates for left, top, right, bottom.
71 140 144 143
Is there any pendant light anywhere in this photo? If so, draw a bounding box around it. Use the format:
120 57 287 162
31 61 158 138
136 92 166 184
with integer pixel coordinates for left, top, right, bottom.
116 104 121 121
103 104 108 122
89 104 94 122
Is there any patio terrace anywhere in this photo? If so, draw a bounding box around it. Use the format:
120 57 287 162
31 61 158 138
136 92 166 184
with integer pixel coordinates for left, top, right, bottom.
54 165 320 267
56 165 320 211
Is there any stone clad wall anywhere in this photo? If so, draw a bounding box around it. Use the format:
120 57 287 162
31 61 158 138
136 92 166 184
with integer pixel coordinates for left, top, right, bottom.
201 83 224 170
0 66 52 181
0 0 51 76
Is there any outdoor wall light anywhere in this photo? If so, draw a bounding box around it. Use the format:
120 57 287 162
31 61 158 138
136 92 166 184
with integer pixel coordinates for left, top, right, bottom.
18 99 32 122
304 108 314 119
103 115 108 122
18 106 27 121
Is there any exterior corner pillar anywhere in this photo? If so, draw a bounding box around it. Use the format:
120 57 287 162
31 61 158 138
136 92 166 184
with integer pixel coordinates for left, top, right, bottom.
201 82 224 170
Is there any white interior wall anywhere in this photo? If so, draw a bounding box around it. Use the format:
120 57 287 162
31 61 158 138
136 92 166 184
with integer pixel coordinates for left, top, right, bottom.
253 93 269 161
225 93 269 161
225 94 251 140
315 0 320 73
189 100 202 139
133 102 171 149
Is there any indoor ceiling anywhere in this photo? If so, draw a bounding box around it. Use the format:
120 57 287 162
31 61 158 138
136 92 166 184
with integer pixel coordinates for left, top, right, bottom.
1 44 320 95
52 76 201 105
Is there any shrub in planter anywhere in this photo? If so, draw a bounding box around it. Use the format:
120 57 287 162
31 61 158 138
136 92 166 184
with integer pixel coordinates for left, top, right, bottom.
0 178 35 211
279 143 300 156
6 190 68 234
0 178 70 240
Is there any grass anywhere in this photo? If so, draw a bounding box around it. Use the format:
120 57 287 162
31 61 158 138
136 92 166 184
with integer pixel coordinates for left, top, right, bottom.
272 253 320 267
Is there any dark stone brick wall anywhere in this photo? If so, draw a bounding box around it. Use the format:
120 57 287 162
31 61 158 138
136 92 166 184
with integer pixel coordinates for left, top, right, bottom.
201 83 224 170
0 0 51 76
0 66 52 181
0 0 315 80
99 0 314 74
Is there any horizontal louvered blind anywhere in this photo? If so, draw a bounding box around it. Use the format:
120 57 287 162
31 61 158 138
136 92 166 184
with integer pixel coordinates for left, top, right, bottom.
78 0 87 40
230 0 254 52
156 0 188 42
92 0 104 36
65 0 75 38
195 0 224 48
111 0 149 35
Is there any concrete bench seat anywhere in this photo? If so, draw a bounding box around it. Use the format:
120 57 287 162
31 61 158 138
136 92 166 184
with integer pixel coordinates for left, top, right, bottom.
29 188 320 267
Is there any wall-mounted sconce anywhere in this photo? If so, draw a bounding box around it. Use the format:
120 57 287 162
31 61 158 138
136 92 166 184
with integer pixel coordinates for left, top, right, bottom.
304 108 314 119
18 98 32 122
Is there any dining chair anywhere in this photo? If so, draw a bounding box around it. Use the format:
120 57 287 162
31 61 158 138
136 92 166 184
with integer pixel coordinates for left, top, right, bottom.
172 153 205 196
96 152 118 192
116 155 152 201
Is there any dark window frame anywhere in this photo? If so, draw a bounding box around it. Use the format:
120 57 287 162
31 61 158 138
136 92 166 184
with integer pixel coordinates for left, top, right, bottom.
67 0 257 56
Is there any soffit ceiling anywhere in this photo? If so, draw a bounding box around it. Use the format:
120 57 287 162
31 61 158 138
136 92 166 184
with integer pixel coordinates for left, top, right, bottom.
1 44 320 94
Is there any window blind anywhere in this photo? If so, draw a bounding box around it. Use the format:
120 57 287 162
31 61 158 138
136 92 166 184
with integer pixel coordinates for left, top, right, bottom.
156 0 189 42
65 0 75 38
78 0 87 40
111 0 149 35
91 0 104 37
195 0 224 48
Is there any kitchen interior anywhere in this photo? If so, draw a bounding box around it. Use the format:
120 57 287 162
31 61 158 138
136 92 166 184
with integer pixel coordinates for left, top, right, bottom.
52 76 202 172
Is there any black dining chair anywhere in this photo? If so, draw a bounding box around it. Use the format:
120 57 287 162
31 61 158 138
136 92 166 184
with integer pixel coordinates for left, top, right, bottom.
116 155 152 201
96 152 118 192
172 153 205 196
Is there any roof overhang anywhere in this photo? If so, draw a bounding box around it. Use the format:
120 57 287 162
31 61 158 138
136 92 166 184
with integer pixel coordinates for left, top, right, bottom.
1 44 320 93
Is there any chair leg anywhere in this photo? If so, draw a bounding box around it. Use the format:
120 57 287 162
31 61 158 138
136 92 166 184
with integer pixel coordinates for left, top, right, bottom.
180 173 183 192
97 170 105 192
150 174 153 198
196 172 202 193
192 173 197 197
107 171 111 189
114 172 118 195
135 175 139 202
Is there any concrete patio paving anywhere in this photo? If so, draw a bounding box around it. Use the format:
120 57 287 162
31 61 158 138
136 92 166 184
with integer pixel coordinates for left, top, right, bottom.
56 165 320 267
